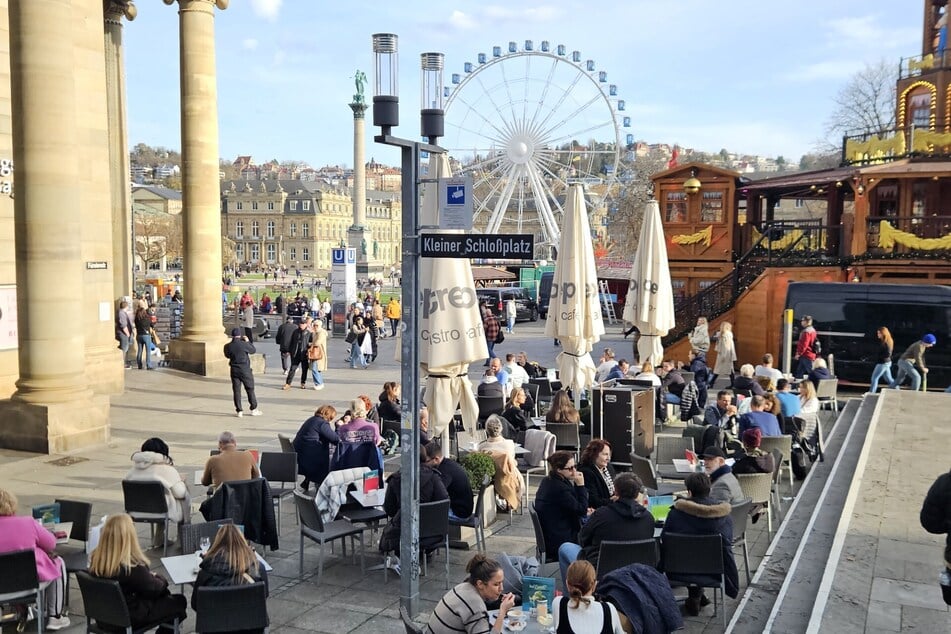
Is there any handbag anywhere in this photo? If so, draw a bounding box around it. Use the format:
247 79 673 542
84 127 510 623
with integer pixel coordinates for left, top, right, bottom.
345 331 356 344
307 344 323 362
495 329 505 344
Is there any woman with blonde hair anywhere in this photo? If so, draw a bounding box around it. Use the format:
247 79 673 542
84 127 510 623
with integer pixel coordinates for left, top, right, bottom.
552 560 624 633
799 379 819 415
501 387 535 432
546 389 581 424
689 316 711 353
89 514 187 632
711 321 737 387
633 360 661 387
191 525 268 624
870 326 895 393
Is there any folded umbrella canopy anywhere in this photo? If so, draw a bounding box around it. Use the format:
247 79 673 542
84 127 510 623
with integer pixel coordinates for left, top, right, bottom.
544 184 604 405
623 199 675 367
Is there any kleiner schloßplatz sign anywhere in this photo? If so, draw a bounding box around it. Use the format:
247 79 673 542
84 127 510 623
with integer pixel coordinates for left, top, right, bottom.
419 233 534 260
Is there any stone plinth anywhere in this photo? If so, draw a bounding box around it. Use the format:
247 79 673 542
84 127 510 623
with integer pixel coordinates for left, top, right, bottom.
167 339 230 377
0 395 109 453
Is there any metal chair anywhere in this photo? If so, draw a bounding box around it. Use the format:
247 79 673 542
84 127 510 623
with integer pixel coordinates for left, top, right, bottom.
293 490 365 582
545 422 580 455
193 582 269 633
0 550 49 634
54 498 92 609
400 605 424 634
419 499 452 589
736 472 775 535
730 498 753 587
654 435 695 467
519 430 555 508
596 539 659 580
337 486 388 535
816 378 839 413
629 453 681 495
121 480 171 555
179 519 233 555
662 532 727 629
759 435 793 491
277 433 294 453
260 451 298 533
77 570 180 634
477 395 505 422
528 503 550 564
449 476 490 553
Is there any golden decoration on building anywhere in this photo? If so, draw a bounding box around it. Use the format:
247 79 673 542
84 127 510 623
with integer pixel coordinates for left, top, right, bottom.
878 220 951 250
671 225 712 246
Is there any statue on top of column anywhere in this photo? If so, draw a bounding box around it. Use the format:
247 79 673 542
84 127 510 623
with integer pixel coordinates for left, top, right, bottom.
353 70 367 104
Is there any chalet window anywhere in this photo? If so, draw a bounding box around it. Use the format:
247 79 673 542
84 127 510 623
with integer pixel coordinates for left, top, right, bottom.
235 221 244 237
700 191 724 223
875 184 898 218
671 279 687 302
909 91 931 129
665 191 687 223
912 181 928 219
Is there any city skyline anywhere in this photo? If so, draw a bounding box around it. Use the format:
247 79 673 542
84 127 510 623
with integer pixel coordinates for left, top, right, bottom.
125 0 918 168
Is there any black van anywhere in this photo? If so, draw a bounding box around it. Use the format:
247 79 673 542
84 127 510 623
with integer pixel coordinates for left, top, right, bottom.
537 271 554 319
475 287 539 322
785 282 951 387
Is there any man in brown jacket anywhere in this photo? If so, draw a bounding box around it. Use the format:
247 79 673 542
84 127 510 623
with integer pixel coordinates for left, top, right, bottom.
201 431 260 491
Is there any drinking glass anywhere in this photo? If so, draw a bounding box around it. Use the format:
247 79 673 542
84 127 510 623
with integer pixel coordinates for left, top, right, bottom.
199 536 211 554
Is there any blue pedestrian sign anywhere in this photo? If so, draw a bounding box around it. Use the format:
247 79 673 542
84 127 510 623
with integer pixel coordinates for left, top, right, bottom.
438 175 474 230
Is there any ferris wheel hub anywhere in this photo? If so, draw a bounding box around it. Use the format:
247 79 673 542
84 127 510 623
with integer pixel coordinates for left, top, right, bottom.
506 135 535 165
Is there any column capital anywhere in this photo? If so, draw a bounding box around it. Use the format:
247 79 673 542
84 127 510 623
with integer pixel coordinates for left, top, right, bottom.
104 1 136 23
163 0 230 9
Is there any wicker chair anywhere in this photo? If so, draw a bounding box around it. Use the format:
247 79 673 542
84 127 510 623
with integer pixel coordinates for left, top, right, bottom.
759 435 793 490
736 473 774 535
654 435 695 466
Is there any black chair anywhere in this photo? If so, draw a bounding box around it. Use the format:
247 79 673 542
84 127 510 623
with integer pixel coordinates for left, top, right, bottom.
545 422 580 454
448 476 490 553
179 519 233 555
596 539 659 580
419 499 451 589
529 378 553 406
76 570 180 634
521 381 540 417
730 499 753 587
662 532 727 628
629 453 681 496
382 418 401 437
477 395 504 423
293 490 365 582
0 550 48 634
54 498 92 608
528 503 550 564
400 605 424 634
121 480 171 555
194 582 269 633
260 451 298 533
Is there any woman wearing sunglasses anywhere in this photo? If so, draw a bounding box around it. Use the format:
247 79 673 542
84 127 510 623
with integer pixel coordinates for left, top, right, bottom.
533 451 593 562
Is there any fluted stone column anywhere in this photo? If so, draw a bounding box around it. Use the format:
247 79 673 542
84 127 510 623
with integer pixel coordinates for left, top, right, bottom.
0 0 109 453
0 0 19 400
165 0 228 376
348 100 372 275
104 1 135 303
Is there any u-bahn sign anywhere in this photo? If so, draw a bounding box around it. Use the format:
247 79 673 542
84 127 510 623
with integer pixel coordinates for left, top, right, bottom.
419 233 534 260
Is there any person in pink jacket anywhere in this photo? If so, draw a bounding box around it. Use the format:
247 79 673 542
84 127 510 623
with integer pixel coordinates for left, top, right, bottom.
0 488 71 630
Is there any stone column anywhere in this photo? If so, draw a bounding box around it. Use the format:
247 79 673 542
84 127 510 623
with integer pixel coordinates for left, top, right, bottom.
348 100 372 275
0 0 109 453
165 0 228 376
104 1 135 303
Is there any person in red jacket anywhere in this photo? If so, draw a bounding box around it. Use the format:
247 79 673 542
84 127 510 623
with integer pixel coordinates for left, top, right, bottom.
794 315 818 379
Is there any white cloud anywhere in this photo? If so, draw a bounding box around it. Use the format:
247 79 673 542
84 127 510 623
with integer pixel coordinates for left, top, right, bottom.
242 38 259 51
437 4 563 31
250 0 282 22
448 10 477 30
783 59 862 82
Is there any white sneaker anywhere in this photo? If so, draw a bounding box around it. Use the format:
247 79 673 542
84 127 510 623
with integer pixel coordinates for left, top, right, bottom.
250 409 263 416
236 411 244 418
313 384 325 390
47 616 70 631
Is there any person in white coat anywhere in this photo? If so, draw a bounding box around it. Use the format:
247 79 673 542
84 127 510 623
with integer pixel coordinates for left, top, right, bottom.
125 438 190 546
712 321 737 387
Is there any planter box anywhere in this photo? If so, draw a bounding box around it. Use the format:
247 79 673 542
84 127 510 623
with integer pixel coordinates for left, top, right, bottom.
449 484 498 549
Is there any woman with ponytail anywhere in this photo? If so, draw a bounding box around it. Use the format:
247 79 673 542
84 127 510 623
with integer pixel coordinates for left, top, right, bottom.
427 553 515 633
552 560 624 633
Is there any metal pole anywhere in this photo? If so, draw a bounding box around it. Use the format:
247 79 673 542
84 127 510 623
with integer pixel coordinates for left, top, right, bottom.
781 308 794 376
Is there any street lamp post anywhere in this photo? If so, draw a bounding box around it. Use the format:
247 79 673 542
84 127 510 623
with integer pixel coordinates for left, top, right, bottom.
371 33 444 617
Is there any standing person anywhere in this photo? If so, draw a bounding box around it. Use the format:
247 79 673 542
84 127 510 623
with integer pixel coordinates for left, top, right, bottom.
870 326 895 393
0 489 71 630
689 316 711 353
552 560 625 634
366 312 380 363
224 328 261 418
276 316 295 375
891 333 936 392
504 296 517 334
349 315 369 369
427 554 516 634
240 299 255 342
292 405 339 492
134 304 156 370
116 300 134 369
283 318 313 390
920 467 951 606
321 297 332 331
307 319 327 391
386 297 401 337
794 315 818 379
689 349 711 410
191 524 268 626
711 321 736 387
482 304 501 365
371 299 385 339
88 514 188 632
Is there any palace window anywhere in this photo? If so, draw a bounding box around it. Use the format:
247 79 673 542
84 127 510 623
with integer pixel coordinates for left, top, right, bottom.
235 243 244 260
236 201 243 210
235 221 244 237
266 243 276 262
252 201 259 210
267 201 275 210
290 222 297 237
290 247 296 260
303 200 311 211
302 247 310 261
251 221 259 238
250 243 259 261
302 223 310 237
289 200 297 211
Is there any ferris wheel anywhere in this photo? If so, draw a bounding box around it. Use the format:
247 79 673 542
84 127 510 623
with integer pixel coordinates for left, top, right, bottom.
443 40 630 251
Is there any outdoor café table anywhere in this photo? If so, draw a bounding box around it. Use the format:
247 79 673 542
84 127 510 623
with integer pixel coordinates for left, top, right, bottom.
161 551 272 588
350 485 387 508
48 522 73 545
654 465 691 481
487 609 552 633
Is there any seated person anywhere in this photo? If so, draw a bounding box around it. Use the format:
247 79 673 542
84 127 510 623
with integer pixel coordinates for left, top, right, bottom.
503 352 529 389
701 446 745 505
703 389 738 430
604 358 631 382
336 398 382 445
477 368 505 399
775 379 802 419
501 387 535 433
552 560 625 634
557 473 653 586
808 358 833 388
478 416 516 462
489 357 511 397
534 452 591 561
754 353 784 384
799 380 820 417
594 348 619 383
191 524 269 625
737 395 783 437
89 514 188 631
546 389 581 424
732 364 766 397
126 437 191 547
0 489 71 631
732 428 776 475
425 444 474 521
429 554 516 633
577 439 618 509
661 473 739 616
377 381 401 422
202 431 260 491
516 350 547 379
379 445 448 558
633 361 661 387
659 360 686 403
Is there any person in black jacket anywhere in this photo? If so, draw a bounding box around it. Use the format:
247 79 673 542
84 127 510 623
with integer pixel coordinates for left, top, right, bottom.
533 451 591 561
501 387 535 433
377 381 402 422
661 472 739 616
292 404 339 492
191 525 268 634
224 328 260 417
424 443 474 521
283 318 313 390
578 439 618 510
275 316 295 374
689 349 711 411
89 514 187 633
557 473 654 584
379 445 449 556
920 467 951 604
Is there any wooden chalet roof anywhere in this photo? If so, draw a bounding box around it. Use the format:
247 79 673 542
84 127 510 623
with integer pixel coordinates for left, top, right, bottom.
741 166 858 193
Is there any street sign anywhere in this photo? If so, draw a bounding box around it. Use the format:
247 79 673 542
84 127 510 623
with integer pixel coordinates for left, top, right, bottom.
419 233 534 259
438 176 473 230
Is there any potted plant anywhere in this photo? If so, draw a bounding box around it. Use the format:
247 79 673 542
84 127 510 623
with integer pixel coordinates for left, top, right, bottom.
452 452 498 539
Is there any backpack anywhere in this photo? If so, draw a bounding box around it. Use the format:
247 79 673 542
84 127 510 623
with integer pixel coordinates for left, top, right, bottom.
791 443 812 480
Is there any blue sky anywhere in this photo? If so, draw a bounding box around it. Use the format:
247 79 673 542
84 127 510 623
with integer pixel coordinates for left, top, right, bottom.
125 0 919 168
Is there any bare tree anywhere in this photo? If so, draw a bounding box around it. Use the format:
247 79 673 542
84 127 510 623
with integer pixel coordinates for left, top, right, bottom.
133 206 181 273
608 154 668 254
821 59 897 150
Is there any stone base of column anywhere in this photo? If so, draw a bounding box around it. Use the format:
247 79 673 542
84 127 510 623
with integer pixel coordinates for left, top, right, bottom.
348 227 374 277
85 346 125 395
0 395 110 453
167 339 230 377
